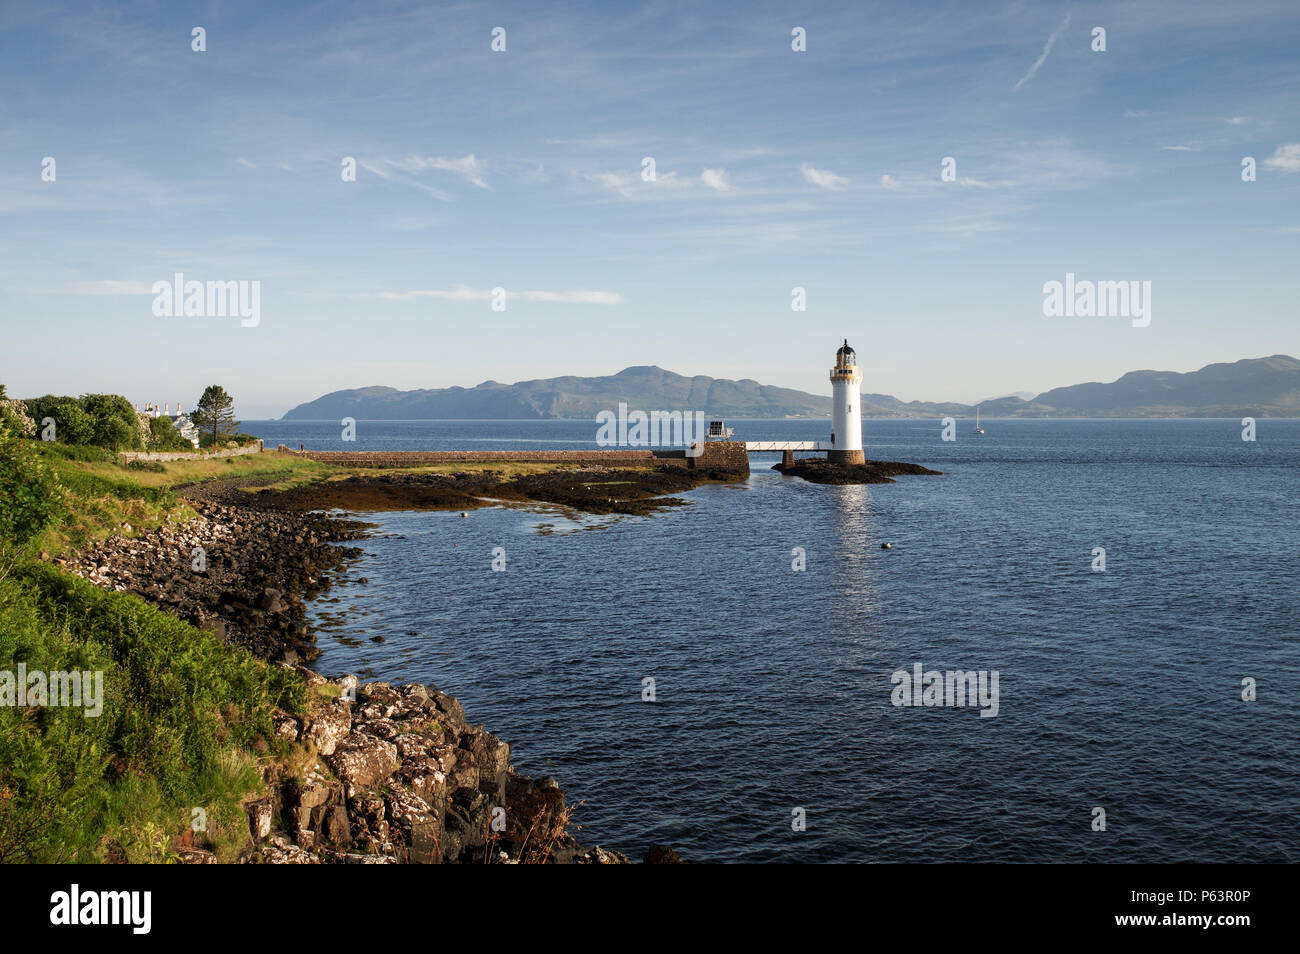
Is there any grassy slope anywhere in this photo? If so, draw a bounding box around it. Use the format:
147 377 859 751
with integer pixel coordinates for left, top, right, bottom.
0 447 322 862
2 445 570 862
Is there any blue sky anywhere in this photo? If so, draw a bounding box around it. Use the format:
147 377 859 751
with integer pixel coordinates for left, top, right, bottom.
2 0 1298 418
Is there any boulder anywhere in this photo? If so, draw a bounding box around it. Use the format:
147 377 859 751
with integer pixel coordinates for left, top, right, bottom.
581 846 632 865
426 743 460 775
328 734 398 797
385 787 442 864
430 690 466 732
398 759 448 807
461 731 510 797
307 699 352 756
358 717 400 741
448 751 479 793
272 709 300 743
176 848 217 864
645 844 686 864
289 767 341 837
246 798 274 841
260 835 319 865
394 732 437 760
322 805 352 848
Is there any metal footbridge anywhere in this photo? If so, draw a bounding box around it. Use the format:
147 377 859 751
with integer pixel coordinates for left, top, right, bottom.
741 441 830 453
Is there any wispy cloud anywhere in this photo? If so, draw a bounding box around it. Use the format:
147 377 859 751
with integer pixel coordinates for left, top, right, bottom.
1262 143 1300 174
1162 145 1198 152
584 166 730 197
586 171 634 197
359 160 452 200
700 168 732 192
235 157 296 172
879 174 902 190
390 153 489 188
801 164 848 189
1014 12 1071 91
379 286 623 304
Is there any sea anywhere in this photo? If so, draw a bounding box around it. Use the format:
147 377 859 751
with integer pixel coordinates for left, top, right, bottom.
244 417 1300 863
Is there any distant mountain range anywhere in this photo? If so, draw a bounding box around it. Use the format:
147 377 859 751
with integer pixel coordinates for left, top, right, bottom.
281 355 1300 420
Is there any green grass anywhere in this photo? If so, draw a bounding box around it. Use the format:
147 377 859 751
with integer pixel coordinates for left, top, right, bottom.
0 563 305 862
1 437 309 863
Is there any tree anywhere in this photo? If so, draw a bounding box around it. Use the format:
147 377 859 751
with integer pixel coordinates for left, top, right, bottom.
191 385 239 446
22 394 135 449
147 415 192 451
80 394 141 451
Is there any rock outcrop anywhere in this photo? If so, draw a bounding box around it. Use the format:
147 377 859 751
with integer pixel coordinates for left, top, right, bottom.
252 670 631 864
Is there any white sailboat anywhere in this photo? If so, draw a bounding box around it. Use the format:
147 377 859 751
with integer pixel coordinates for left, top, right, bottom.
974 406 985 435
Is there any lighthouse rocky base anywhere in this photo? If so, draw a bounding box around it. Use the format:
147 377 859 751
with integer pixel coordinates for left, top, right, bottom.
827 449 866 465
773 456 941 485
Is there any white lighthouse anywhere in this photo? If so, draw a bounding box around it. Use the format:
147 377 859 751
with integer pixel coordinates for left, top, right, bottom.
828 339 864 464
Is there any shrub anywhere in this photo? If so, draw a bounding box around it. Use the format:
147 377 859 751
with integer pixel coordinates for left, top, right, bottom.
81 394 142 451
22 395 83 443
21 394 143 451
0 429 62 556
38 443 115 463
147 415 192 452
125 460 167 473
49 401 94 445
0 398 36 438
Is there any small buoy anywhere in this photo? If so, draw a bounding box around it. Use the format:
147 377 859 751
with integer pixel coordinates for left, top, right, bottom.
881 542 892 550
460 512 468 518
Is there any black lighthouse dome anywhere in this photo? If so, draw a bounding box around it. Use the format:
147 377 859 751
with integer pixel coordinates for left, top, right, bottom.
836 339 856 364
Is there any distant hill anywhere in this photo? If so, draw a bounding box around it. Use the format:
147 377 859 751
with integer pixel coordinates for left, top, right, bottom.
281 355 1300 420
281 366 831 420
999 355 1300 417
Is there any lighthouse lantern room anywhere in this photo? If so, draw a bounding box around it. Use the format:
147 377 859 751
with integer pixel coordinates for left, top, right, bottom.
829 339 865 464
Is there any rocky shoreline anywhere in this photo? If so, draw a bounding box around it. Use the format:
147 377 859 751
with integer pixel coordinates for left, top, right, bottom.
245 668 654 864
59 471 688 863
773 457 943 484
61 499 368 665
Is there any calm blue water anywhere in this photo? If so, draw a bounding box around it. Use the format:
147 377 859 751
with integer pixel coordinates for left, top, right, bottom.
249 418 1300 863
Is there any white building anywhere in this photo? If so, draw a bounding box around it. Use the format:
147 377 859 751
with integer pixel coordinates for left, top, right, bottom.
139 401 200 448
828 339 865 464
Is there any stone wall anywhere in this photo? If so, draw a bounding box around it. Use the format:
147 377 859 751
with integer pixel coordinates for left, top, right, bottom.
282 448 681 468
687 440 749 475
120 440 264 463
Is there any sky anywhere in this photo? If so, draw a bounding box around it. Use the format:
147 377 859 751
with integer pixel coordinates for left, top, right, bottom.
1 0 1298 418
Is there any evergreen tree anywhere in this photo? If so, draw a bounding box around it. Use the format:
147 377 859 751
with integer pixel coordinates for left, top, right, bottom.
191 385 239 446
